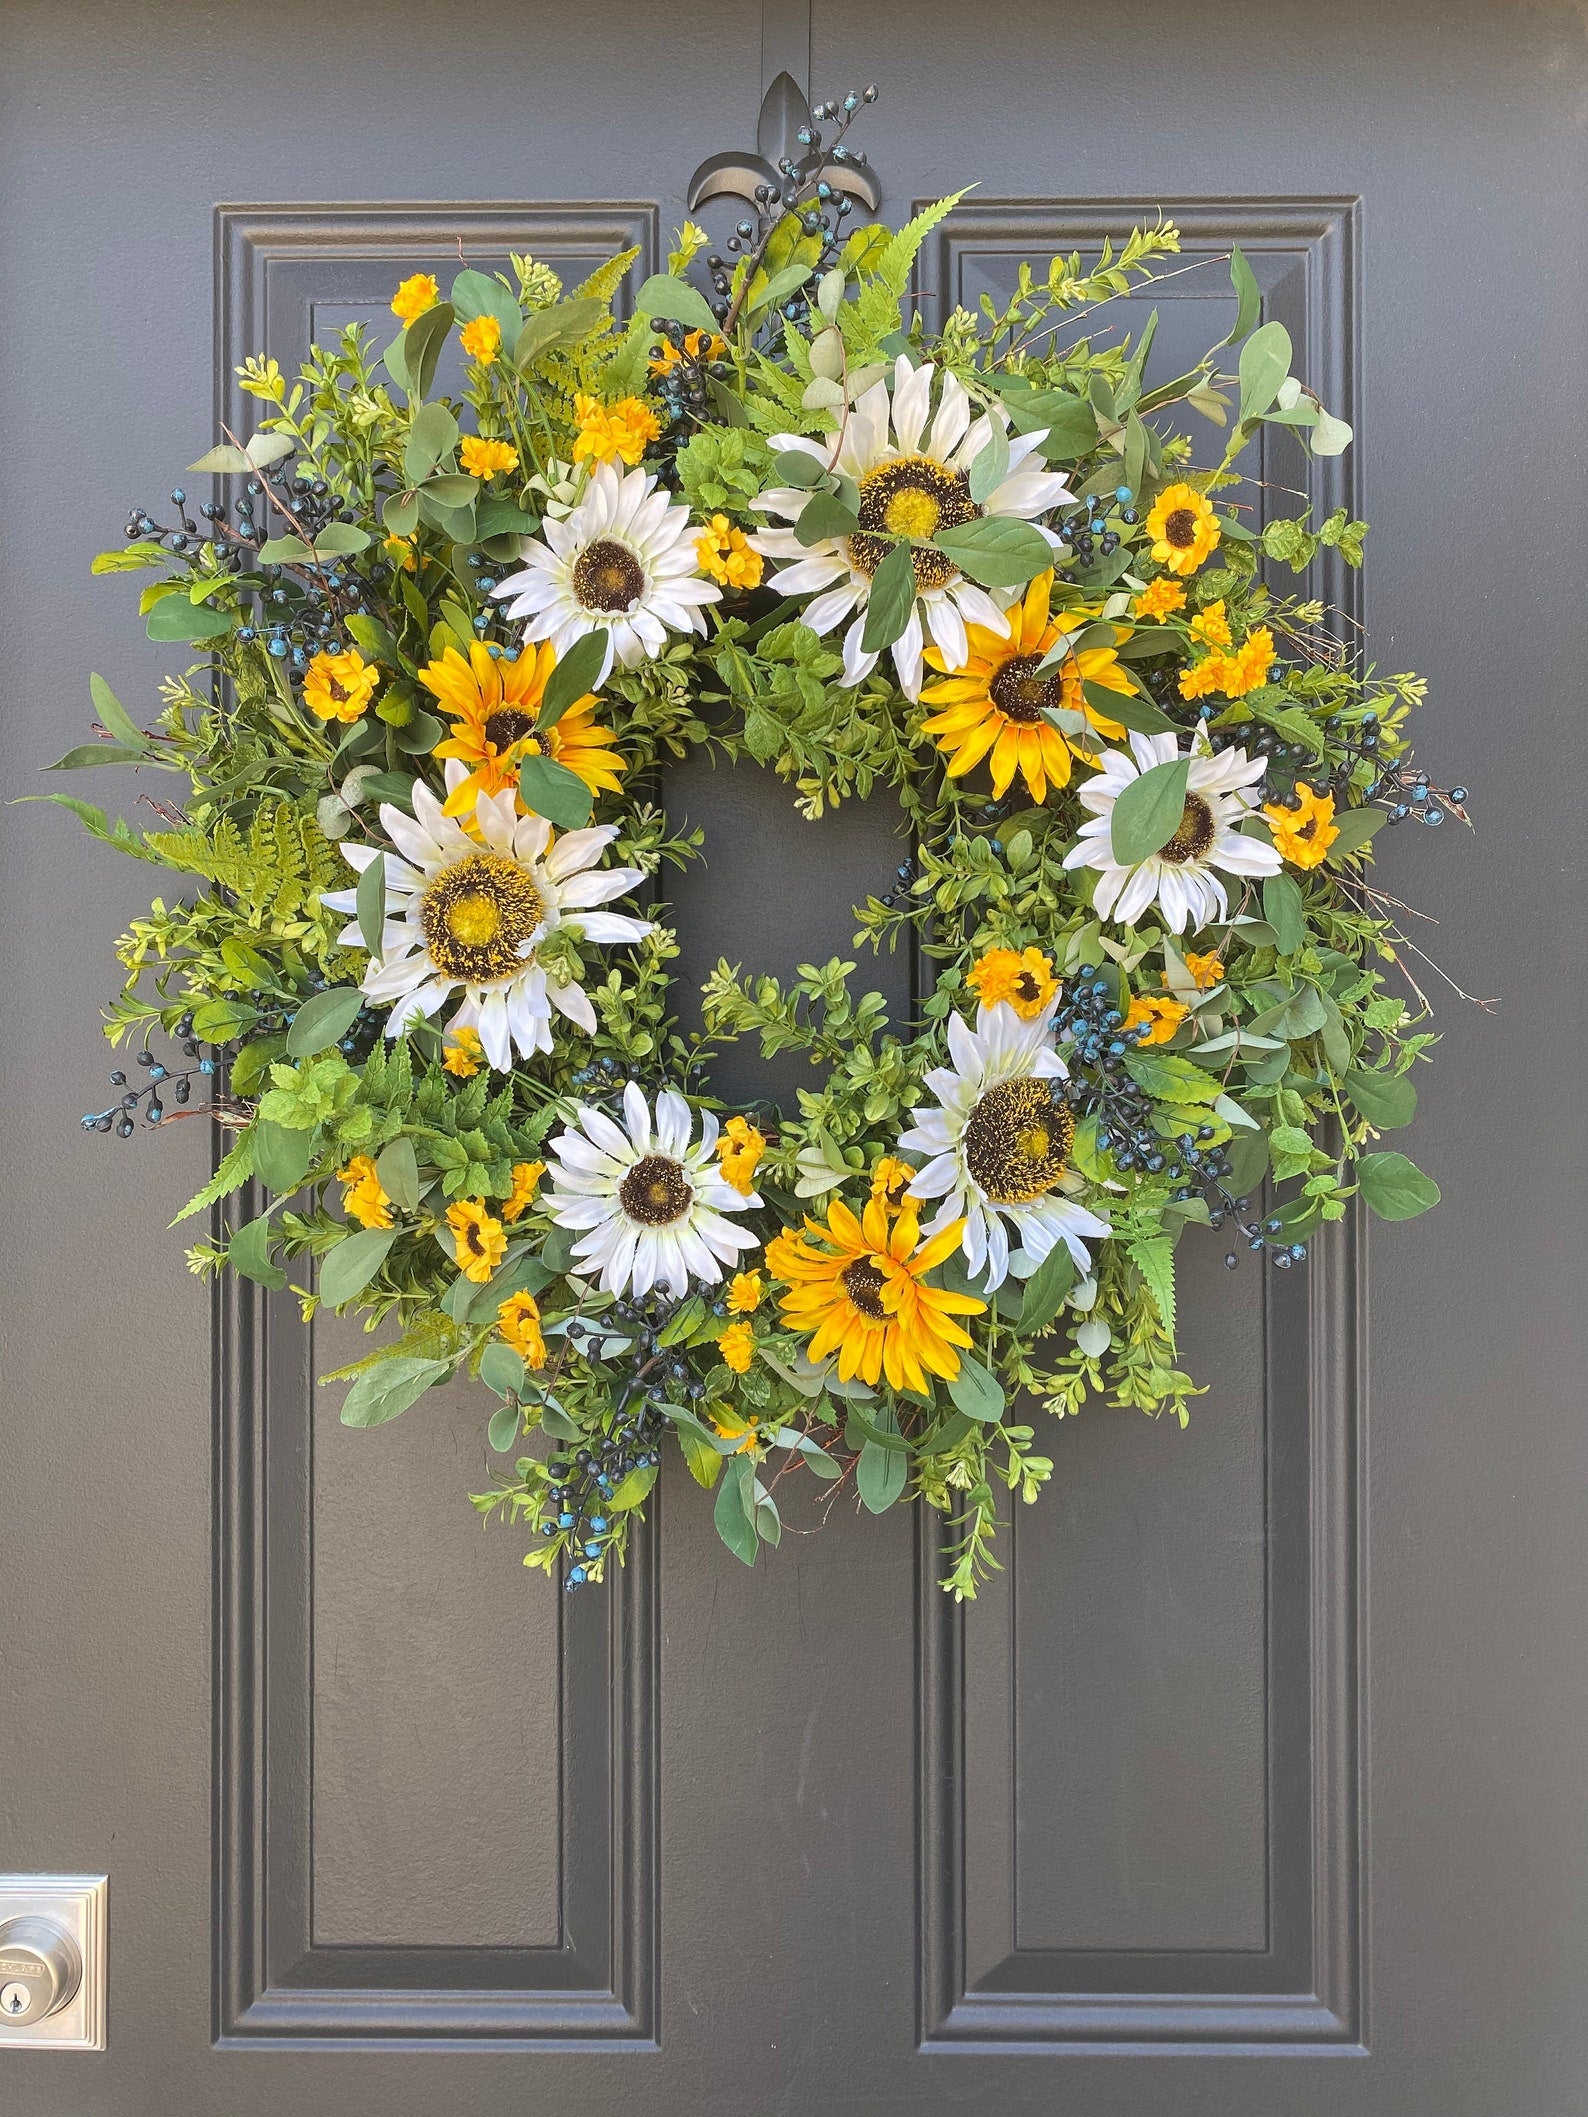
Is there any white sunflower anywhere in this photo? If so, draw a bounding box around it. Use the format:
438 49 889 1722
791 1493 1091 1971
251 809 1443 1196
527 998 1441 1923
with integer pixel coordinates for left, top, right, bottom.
896 1002 1110 1291
322 779 652 1068
545 1083 761 1300
749 352 1074 699
490 460 721 683
1062 730 1282 934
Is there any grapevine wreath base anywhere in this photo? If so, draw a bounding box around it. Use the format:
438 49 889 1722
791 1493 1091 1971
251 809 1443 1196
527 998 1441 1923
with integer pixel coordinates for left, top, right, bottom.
55 90 1465 1595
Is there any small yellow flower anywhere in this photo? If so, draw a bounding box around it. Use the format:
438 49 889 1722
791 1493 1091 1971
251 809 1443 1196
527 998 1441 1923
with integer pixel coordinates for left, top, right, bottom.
1189 598 1233 649
1123 992 1189 1046
710 1402 760 1450
497 1290 547 1369
442 1025 484 1077
966 945 1058 1021
1264 783 1340 868
694 512 765 590
303 647 379 723
1144 482 1220 576
1181 950 1225 991
501 1159 545 1223
726 1271 764 1315
762 1228 802 1281
718 1320 756 1374
716 1115 766 1198
459 314 502 365
1132 578 1186 620
868 1156 916 1212
446 1198 507 1282
338 1155 392 1230
571 392 660 468
1176 625 1277 704
383 531 418 573
649 328 725 375
391 272 439 324
460 434 519 479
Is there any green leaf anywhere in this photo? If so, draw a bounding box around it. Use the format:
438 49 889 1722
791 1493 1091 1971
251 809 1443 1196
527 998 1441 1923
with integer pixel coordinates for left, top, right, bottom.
45 743 151 772
1326 806 1387 860
772 448 825 489
515 754 594 830
405 400 459 482
229 1212 286 1290
538 627 609 730
375 1136 422 1214
748 259 815 314
1003 385 1099 460
91 542 168 573
421 472 479 508
308 521 372 556
1221 244 1263 347
931 515 1052 589
383 490 420 538
1018 1242 1076 1335
188 443 252 473
251 1119 315 1195
355 852 386 959
946 1351 1004 1425
286 986 364 1057
713 1454 759 1566
610 1460 658 1511
255 534 313 565
1238 320 1293 425
677 1419 723 1489
1129 1236 1176 1342
89 674 148 751
794 491 861 545
635 272 720 336
1084 682 1172 736
399 302 455 402
512 296 608 366
318 1226 398 1308
857 1435 908 1513
1309 408 1353 456
479 1342 526 1398
1109 754 1190 865
1123 1051 1224 1103
967 421 1010 506
1345 1068 1418 1130
487 1401 521 1454
449 267 523 342
1356 1150 1440 1221
466 1246 555 1318
1262 872 1307 956
860 537 917 654
339 1354 450 1428
146 597 234 642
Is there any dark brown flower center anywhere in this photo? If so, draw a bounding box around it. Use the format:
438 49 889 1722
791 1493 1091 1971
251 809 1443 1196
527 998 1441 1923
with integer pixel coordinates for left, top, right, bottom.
483 706 538 751
1158 792 1217 865
963 1076 1074 1206
420 853 544 983
840 1256 888 1320
847 454 980 593
572 537 645 612
1015 970 1044 1004
618 1154 693 1227
1163 506 1198 549
989 651 1064 725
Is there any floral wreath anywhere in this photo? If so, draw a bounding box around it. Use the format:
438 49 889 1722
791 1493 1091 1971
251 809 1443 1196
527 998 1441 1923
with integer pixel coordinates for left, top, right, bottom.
54 90 1468 1597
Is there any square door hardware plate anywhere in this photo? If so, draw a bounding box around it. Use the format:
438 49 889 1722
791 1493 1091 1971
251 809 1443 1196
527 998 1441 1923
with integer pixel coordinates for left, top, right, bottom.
0 1876 107 2051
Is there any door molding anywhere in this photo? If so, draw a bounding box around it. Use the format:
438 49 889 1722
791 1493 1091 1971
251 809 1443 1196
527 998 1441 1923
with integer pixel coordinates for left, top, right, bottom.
210 201 662 2048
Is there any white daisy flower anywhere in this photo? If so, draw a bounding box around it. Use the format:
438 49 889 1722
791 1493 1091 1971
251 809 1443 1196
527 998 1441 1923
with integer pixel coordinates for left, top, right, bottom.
490 460 721 683
1062 730 1282 934
896 1002 1110 1291
322 779 652 1069
749 352 1074 699
545 1083 760 1300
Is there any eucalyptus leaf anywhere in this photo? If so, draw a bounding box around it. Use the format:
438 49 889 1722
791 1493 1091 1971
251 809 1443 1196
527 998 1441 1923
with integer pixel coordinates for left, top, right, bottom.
286 985 364 1057
251 1120 314 1195
488 1401 521 1454
794 490 861 545
538 627 609 729
355 852 386 959
375 1136 422 1213
479 1342 526 1399
188 443 252 474
634 273 720 336
1018 1242 1077 1335
713 1454 759 1566
1221 244 1263 347
1262 872 1307 957
931 515 1051 588
1109 755 1190 865
400 302 455 402
859 537 917 653
967 421 1010 505
229 1212 286 1291
945 1351 1004 1424
857 1436 908 1513
146 597 234 642
1238 320 1293 425
339 1354 449 1428
1085 683 1173 736
318 1226 398 1308
516 754 594 829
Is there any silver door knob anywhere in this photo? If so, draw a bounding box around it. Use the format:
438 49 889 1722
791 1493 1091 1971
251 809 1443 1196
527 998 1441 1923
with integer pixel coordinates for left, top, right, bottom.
0 1916 83 2028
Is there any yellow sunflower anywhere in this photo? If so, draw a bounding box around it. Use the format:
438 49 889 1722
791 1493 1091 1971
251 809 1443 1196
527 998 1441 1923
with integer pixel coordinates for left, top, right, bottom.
446 1199 506 1283
497 1291 547 1368
500 1159 545 1223
303 647 379 723
920 572 1138 802
966 945 1058 1020
1122 992 1189 1046
421 641 625 814
769 1195 986 1394
338 1155 392 1229
1144 483 1220 576
1264 783 1340 868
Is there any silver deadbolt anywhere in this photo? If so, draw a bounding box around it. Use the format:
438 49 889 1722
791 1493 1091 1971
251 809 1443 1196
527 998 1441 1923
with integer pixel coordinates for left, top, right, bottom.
0 1916 82 2029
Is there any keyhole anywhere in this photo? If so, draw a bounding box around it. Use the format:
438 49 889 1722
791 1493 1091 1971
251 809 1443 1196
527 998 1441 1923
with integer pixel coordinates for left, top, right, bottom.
0 1984 28 2016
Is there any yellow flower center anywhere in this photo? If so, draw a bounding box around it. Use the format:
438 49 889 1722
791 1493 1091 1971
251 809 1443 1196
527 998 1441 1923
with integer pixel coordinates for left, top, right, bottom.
421 853 543 982
1159 793 1217 866
964 1077 1075 1205
848 455 979 591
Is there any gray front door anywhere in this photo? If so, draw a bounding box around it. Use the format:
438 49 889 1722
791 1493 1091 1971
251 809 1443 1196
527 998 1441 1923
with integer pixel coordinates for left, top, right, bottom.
2 4 1583 2112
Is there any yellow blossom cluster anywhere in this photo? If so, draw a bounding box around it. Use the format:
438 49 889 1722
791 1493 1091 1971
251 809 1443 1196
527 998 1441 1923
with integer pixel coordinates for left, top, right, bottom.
572 392 660 467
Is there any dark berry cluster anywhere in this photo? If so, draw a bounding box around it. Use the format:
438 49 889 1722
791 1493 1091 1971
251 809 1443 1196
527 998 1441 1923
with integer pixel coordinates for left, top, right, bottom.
648 319 729 430
80 1018 215 1138
1058 485 1137 570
